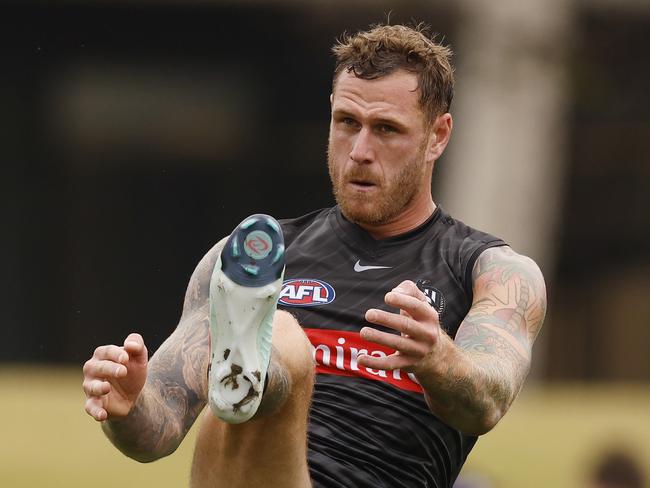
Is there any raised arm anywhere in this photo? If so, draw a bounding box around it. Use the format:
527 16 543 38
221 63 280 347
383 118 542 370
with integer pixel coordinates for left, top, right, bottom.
83 240 225 462
427 245 546 433
359 245 546 435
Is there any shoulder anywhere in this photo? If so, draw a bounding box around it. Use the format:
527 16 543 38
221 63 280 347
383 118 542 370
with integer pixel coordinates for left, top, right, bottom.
471 246 547 339
279 208 331 228
432 208 507 295
472 246 545 289
435 209 505 250
279 208 332 245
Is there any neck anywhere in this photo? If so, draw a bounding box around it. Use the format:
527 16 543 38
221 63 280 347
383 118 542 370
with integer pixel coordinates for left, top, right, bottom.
357 198 437 240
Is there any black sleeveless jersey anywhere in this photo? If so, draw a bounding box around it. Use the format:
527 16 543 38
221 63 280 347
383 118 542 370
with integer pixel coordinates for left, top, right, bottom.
277 206 506 488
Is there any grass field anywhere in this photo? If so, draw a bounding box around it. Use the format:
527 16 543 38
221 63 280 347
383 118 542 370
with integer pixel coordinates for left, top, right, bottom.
1 366 648 487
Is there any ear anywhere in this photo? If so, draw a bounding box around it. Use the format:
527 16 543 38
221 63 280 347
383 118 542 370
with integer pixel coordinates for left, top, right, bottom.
425 113 453 163
330 93 333 105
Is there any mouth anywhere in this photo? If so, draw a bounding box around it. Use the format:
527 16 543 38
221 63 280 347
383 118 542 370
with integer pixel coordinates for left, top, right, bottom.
347 179 378 191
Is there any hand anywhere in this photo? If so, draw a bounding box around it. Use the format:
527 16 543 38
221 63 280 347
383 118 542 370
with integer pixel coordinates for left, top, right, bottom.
83 333 148 421
358 280 441 373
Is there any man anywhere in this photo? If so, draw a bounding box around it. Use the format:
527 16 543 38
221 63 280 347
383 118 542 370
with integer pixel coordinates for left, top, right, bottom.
82 23 546 487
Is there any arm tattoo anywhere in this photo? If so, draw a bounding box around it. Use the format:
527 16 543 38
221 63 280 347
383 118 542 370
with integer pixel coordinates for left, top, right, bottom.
457 246 545 357
419 246 546 433
457 247 545 405
104 240 226 461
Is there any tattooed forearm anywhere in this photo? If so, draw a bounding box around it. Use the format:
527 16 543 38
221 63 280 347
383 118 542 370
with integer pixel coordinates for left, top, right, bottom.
417 246 546 435
418 333 515 435
422 346 509 427
103 312 210 461
102 240 226 462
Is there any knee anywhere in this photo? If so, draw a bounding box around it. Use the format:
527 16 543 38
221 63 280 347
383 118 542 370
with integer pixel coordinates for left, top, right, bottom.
272 310 314 385
254 311 313 418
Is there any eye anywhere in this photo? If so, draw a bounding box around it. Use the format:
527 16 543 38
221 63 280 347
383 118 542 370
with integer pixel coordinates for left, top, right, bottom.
338 116 360 130
377 124 397 134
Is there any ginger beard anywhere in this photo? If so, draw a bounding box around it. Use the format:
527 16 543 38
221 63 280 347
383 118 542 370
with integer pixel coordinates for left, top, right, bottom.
327 138 430 227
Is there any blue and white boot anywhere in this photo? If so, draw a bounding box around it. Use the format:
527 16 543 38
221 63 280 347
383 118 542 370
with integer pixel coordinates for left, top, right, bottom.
208 214 285 424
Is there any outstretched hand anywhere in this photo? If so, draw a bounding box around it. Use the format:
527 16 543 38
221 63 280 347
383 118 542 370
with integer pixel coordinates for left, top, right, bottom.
83 333 149 421
358 280 442 373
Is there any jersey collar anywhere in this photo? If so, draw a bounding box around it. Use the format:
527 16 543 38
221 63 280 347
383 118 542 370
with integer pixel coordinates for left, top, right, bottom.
329 205 443 257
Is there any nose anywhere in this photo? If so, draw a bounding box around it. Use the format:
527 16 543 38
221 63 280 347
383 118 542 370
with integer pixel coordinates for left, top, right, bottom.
349 128 374 164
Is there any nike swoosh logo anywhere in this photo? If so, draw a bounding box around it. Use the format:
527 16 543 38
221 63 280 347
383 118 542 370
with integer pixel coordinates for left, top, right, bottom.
354 260 392 272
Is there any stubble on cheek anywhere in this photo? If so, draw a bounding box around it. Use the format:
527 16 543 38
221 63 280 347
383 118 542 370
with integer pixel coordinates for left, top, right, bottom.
326 143 375 223
327 133 430 226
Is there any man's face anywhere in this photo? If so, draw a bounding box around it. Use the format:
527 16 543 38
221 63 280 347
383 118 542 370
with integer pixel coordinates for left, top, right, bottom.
327 69 435 227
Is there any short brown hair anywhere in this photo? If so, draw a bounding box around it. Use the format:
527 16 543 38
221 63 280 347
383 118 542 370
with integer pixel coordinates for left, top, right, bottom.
332 23 454 123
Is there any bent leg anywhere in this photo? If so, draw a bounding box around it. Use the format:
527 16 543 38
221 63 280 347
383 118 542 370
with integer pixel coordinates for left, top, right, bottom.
191 310 314 488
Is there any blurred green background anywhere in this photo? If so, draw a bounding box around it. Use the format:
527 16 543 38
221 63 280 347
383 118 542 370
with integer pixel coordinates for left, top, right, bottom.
1 0 648 486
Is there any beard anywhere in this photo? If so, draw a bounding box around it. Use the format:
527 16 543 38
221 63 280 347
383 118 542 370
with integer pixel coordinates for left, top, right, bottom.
327 141 428 227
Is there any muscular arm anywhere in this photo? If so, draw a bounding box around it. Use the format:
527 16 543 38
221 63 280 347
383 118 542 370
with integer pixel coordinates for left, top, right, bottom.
360 245 546 435
102 241 225 462
417 246 546 434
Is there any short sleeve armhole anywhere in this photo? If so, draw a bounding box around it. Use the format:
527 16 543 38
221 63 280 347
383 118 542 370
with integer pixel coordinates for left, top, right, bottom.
462 241 507 302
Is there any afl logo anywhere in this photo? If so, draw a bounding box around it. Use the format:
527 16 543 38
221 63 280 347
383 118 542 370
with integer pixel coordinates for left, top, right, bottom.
279 279 336 307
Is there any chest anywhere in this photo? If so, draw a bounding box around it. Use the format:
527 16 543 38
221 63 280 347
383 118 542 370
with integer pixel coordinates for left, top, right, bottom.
278 235 470 338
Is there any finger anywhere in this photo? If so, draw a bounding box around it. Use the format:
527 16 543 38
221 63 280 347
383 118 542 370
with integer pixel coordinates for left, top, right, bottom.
92 344 129 364
357 351 415 371
385 290 438 323
393 280 427 302
360 326 430 356
83 359 127 380
82 379 111 398
365 308 435 343
123 333 147 361
85 397 108 422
